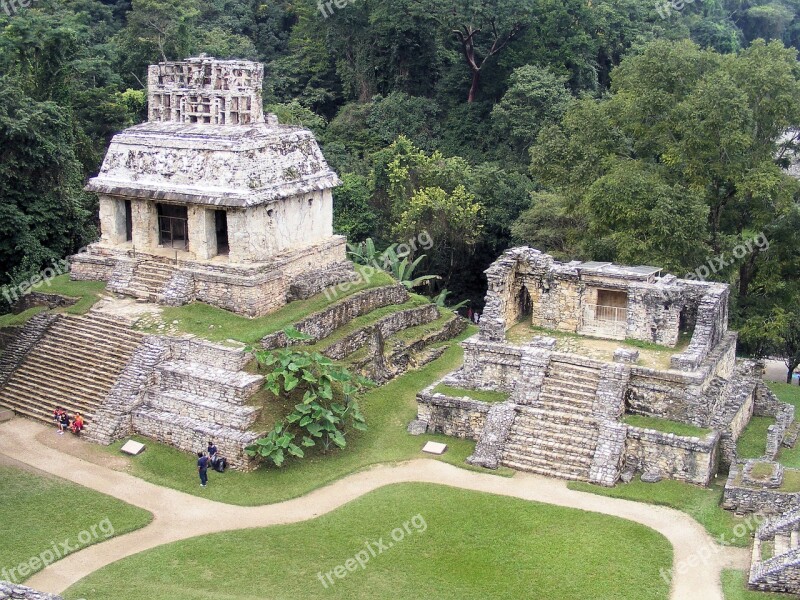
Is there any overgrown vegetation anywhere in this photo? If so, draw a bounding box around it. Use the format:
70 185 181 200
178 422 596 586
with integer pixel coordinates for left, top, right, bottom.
246 329 371 467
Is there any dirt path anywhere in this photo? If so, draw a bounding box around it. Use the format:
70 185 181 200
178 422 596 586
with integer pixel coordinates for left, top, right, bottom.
0 419 749 600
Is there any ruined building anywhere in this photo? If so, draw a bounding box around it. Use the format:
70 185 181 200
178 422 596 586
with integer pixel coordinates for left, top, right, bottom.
70 56 354 316
413 247 791 489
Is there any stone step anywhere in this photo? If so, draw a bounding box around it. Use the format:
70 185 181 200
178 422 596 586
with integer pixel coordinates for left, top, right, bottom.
157 361 263 404
519 406 598 427
30 343 132 374
38 331 140 361
0 387 97 422
510 420 600 444
133 274 171 288
503 440 595 466
542 377 597 398
534 401 595 418
500 455 590 481
548 360 603 378
537 392 595 410
10 366 112 399
146 390 261 430
545 369 601 389
792 530 798 550
56 317 144 345
752 538 762 567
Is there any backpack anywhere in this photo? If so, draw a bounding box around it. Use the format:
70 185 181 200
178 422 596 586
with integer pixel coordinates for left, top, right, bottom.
213 456 227 473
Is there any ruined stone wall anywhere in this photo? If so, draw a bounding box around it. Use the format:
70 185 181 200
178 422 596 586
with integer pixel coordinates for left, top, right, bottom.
323 304 439 360
624 427 719 485
416 391 490 440
671 284 729 371
0 582 63 600
262 284 408 348
460 337 524 392
723 463 800 515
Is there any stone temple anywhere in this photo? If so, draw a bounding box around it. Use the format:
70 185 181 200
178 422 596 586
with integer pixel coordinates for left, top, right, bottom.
70 56 355 316
414 247 793 489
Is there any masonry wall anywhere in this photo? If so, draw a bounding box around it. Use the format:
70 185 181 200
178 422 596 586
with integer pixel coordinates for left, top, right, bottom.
460 337 524 392
624 427 719 485
416 392 489 440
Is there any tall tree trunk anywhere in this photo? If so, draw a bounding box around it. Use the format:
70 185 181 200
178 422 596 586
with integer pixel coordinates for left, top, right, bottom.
788 368 794 384
467 70 480 103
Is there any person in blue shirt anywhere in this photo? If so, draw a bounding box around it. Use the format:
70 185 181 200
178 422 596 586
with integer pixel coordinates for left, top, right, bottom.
197 451 209 487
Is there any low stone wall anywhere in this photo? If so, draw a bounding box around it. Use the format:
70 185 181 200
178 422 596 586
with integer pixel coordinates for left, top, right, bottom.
626 333 737 427
286 261 358 301
261 284 409 348
324 304 439 360
624 426 720 486
460 336 524 393
71 236 350 317
416 389 490 440
754 383 796 460
0 582 63 600
723 463 800 515
12 292 77 312
165 337 250 371
749 552 800 595
710 369 758 468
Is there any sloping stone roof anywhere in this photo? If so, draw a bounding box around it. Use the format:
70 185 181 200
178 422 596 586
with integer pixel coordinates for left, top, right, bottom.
85 121 340 207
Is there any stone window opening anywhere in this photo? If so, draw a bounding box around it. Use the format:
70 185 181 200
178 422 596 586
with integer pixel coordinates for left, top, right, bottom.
517 286 532 317
215 210 229 256
157 204 189 250
594 289 628 323
124 200 132 242
307 198 313 207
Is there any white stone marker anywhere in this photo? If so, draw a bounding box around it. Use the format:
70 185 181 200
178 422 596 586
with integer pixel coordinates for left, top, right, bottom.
422 441 448 455
120 440 146 456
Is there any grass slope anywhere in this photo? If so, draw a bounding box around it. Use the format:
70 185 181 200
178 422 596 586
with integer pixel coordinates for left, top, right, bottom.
138 266 396 344
66 483 672 600
0 465 152 583
106 326 513 506
0 275 106 327
432 384 510 403
569 477 756 547
624 414 711 437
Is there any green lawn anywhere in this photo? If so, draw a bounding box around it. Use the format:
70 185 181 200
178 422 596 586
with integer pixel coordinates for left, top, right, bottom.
722 570 796 600
624 414 711 437
65 483 672 600
432 384 510 404
0 275 106 327
105 326 513 506
0 465 152 584
736 416 774 459
569 477 757 547
136 265 396 344
42 275 107 314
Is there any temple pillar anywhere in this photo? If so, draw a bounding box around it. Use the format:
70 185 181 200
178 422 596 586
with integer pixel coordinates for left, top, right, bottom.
99 196 128 245
131 200 159 251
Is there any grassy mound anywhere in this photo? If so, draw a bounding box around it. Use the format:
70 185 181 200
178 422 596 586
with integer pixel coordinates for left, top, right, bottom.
65 483 672 600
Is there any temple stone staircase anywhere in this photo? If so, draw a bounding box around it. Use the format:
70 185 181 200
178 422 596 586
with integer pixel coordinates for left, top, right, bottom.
501 359 602 481
126 261 176 302
0 314 144 425
750 507 800 594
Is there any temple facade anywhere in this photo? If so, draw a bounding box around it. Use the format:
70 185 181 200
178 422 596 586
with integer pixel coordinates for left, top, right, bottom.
70 56 355 316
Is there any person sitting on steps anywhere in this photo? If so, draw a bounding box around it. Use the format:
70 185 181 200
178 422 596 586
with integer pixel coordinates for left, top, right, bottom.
70 413 84 436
